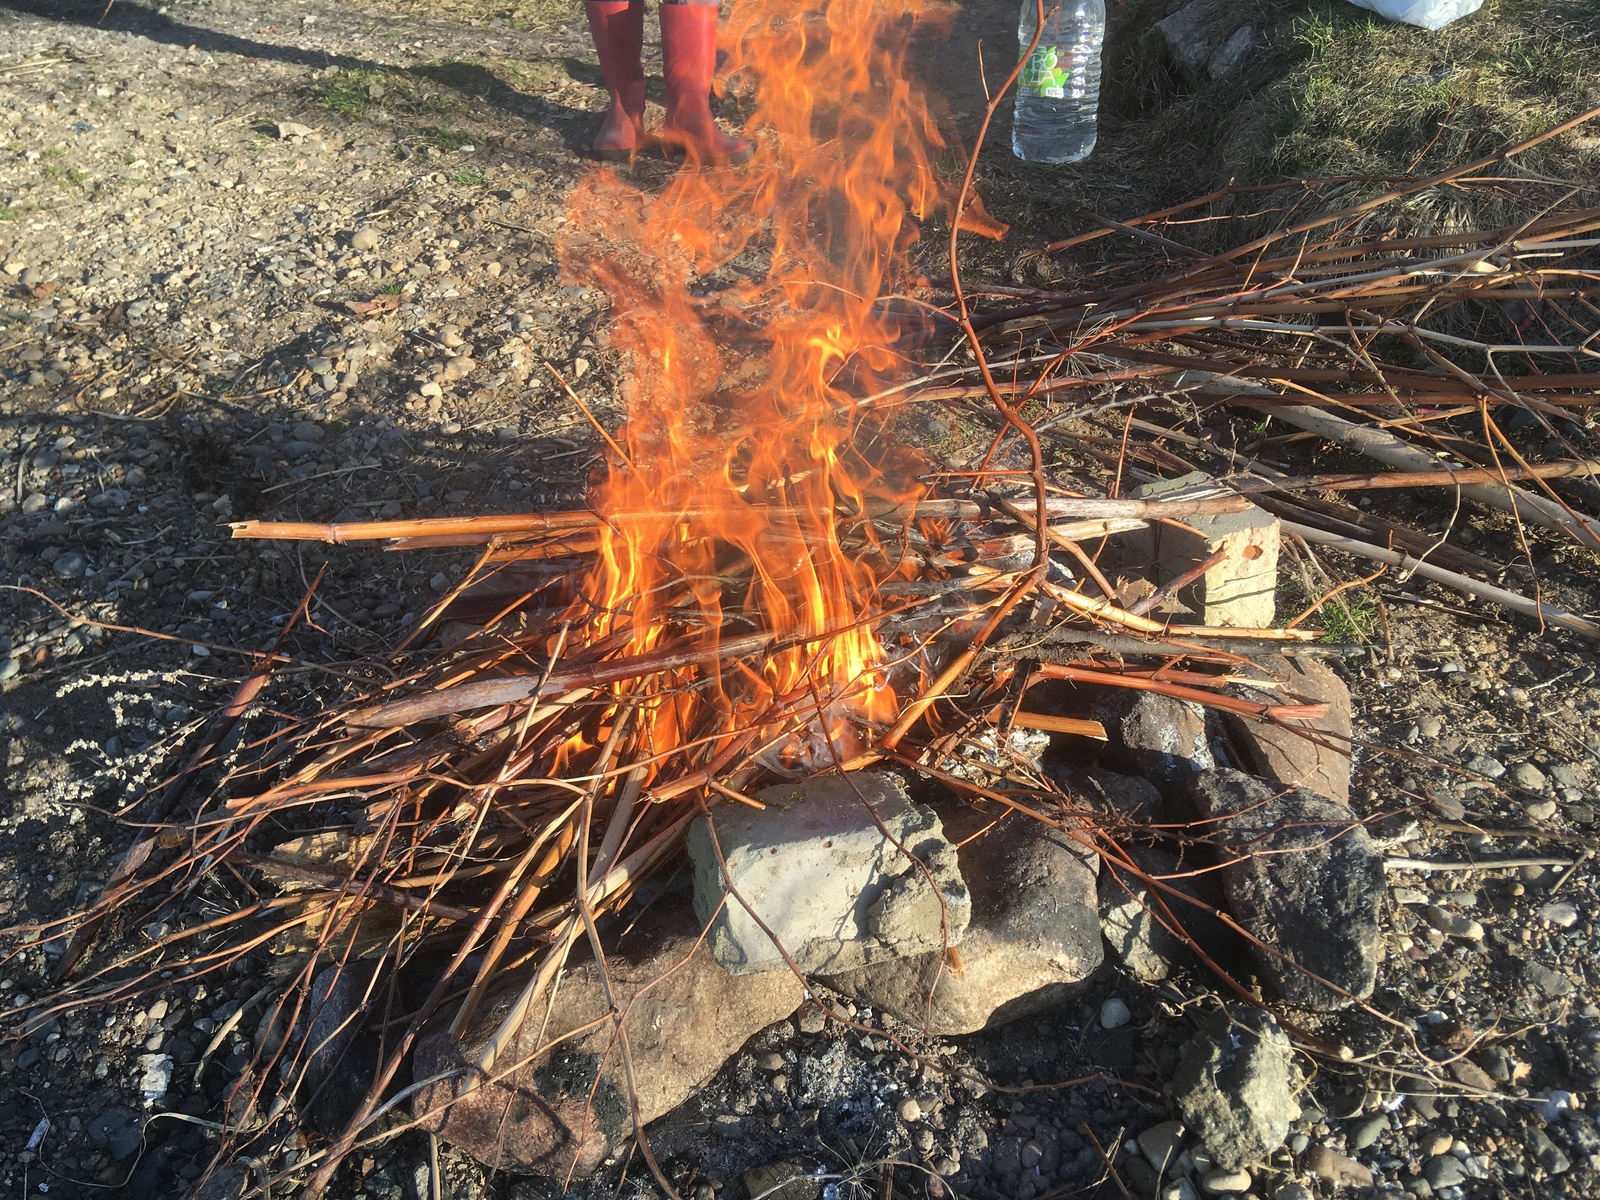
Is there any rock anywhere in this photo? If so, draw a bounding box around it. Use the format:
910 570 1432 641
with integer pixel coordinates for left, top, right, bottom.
1510 761 1548 791
291 421 326 442
274 121 313 139
137 1053 173 1104
822 801 1099 1033
1223 656 1354 805
1348 1113 1387 1151
1304 1145 1374 1189
1204 24 1257 78
1099 690 1214 813
688 772 970 976
1273 1187 1312 1200
1448 1058 1496 1092
1189 770 1383 1009
1100 997 1131 1030
414 902 803 1176
350 227 381 252
1422 1155 1467 1189
1526 1127 1571 1175
1467 753 1506 779
745 1159 821 1200
897 1097 923 1122
443 356 476 382
1099 845 1235 983
86 1106 142 1159
1523 798 1558 821
52 551 88 578
1050 764 1163 824
1538 901 1578 928
797 1006 826 1034
1169 1007 1299 1171
1137 1120 1186 1171
1160 1180 1197 1200
1420 906 1484 941
1199 1167 1251 1194
298 962 382 1137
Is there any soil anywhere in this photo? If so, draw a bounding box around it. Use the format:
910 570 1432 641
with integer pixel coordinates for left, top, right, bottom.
1 1 1598 1199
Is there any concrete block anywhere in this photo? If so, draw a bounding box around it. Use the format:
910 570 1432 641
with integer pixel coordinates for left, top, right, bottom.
1127 471 1279 628
822 802 1100 1034
687 772 970 976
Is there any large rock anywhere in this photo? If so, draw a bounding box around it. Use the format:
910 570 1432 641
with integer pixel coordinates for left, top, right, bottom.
823 803 1101 1034
1153 0 1260 83
1097 690 1215 816
1099 846 1235 984
1224 656 1353 805
1190 770 1382 1009
686 772 970 976
1170 1007 1299 1170
413 903 804 1177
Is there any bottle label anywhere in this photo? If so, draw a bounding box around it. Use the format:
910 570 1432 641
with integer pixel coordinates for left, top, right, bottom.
1019 45 1073 99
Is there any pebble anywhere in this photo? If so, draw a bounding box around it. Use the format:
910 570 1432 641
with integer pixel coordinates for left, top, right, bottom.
1273 1188 1312 1200
897 1097 922 1122
350 227 381 251
1523 799 1558 821
1509 761 1547 791
1137 1120 1186 1170
1304 1145 1373 1189
443 356 476 382
1349 1114 1387 1150
1423 1155 1467 1189
1538 901 1578 928
756 1051 784 1071
797 1006 826 1034
1423 1131 1454 1157
1465 753 1505 778
1420 906 1484 941
1199 1167 1251 1194
52 551 88 578
1159 1181 1196 1200
1099 997 1131 1029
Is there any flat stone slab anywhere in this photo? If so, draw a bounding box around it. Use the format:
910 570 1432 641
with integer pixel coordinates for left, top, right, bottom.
1224 655 1354 805
823 802 1101 1034
687 772 970 976
1190 769 1383 1009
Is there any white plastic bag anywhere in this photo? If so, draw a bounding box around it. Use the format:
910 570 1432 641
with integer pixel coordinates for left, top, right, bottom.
1343 0 1484 30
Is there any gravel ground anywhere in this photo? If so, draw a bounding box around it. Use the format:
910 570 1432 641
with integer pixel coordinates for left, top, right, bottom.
2 1 1599 1199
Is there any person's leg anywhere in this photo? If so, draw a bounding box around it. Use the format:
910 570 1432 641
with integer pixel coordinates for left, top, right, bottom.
658 0 753 165
585 0 646 160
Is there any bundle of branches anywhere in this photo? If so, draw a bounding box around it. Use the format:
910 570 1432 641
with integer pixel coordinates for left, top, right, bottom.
926 110 1600 637
10 86 1599 1195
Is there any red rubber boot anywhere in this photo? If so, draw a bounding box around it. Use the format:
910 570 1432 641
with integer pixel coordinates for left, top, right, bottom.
585 0 646 161
658 2 753 166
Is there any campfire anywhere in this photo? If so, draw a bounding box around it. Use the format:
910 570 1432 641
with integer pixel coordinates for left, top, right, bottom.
13 0 1599 1194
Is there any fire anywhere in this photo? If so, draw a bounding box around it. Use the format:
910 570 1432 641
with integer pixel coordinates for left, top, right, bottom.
559 0 945 774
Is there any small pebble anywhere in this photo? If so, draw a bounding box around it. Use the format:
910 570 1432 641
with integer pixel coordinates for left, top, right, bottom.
897 1097 922 1123
1523 799 1558 821
1539 901 1579 928
1421 906 1484 941
350 227 381 251
1510 761 1548 791
1199 1167 1250 1194
1100 997 1131 1029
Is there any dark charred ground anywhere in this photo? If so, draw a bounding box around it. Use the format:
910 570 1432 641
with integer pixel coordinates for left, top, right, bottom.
2 0 1598 1198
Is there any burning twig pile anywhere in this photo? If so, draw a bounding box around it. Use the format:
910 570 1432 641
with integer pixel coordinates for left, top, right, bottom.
8 0 1599 1192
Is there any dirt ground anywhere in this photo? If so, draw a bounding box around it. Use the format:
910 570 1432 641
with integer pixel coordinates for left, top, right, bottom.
2 0 1599 1198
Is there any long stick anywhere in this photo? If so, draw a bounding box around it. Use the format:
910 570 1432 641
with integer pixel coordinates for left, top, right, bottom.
1282 520 1600 639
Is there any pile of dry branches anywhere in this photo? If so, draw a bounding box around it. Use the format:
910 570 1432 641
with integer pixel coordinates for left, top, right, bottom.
8 87 1599 1196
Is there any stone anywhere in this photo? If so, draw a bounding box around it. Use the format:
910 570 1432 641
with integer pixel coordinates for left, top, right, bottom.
299 962 383 1137
137 1053 173 1104
1466 753 1506 779
1223 656 1354 805
1189 770 1383 1009
1051 763 1163 824
822 801 1099 1033
1099 845 1235 984
443 356 476 382
1510 761 1548 791
1422 1155 1467 1189
1420 906 1483 941
86 1106 142 1159
1526 1127 1571 1175
1160 1180 1197 1200
1169 1007 1298 1171
350 227 381 252
688 772 970 976
1538 901 1578 928
1274 1187 1312 1200
1206 24 1257 78
1348 1114 1387 1151
1199 1168 1251 1194
897 1097 923 1122
1137 1120 1186 1171
274 121 313 139
1305 1145 1374 1189
414 902 803 1176
1100 996 1132 1030
1099 690 1214 813
1127 471 1279 628
745 1159 822 1200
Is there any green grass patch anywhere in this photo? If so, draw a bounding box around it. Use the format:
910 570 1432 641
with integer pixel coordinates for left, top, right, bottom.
449 168 487 185
419 126 477 150
378 282 405 295
1316 591 1381 645
315 68 393 119
0 205 16 222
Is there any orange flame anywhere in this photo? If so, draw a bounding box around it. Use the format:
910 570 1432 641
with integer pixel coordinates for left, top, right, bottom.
559 0 945 774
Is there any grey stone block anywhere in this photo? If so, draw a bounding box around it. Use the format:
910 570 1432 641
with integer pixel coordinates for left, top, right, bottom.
687 772 970 976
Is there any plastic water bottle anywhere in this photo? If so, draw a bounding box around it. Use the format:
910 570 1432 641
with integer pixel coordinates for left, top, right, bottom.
1011 0 1105 164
